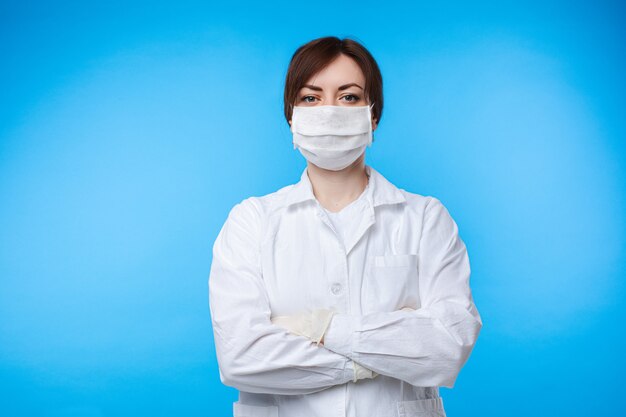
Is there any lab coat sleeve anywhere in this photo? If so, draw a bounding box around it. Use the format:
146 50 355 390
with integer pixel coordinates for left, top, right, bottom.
208 198 356 395
322 197 483 388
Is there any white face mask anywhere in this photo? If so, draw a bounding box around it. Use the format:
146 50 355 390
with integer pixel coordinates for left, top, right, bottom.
290 104 374 171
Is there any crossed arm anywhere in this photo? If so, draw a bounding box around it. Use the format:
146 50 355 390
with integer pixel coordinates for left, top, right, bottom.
208 197 482 395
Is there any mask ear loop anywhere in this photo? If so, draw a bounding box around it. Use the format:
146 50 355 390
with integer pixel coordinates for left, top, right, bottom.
290 102 297 149
369 102 376 145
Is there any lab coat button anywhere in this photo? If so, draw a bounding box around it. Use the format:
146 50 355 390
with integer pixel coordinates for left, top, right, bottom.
331 283 342 295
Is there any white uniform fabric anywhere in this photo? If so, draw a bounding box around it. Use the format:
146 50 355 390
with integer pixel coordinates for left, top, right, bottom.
208 164 482 417
321 176 370 252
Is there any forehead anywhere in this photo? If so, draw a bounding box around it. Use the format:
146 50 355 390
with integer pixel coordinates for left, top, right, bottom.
302 54 365 88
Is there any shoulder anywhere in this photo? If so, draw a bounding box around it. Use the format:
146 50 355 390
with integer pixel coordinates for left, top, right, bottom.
399 190 460 233
399 189 445 216
226 183 294 226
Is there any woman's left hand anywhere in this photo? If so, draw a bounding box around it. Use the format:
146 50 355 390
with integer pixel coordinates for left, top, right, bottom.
271 309 336 345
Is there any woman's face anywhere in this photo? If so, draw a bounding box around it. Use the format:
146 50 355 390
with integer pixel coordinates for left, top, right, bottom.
289 53 378 130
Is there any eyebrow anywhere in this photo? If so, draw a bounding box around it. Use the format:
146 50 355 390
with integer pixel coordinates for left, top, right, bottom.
301 83 364 92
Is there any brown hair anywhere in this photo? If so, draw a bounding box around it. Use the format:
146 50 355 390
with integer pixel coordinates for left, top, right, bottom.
283 36 383 125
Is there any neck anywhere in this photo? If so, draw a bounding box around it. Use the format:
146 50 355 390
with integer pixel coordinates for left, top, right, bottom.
306 155 369 212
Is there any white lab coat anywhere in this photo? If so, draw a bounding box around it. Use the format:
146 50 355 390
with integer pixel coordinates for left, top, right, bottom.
208 164 482 417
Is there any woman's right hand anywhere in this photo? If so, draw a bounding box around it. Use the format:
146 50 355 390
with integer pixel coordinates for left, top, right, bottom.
353 361 378 382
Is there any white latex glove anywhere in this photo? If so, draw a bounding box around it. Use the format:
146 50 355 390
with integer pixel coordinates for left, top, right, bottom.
271 309 336 346
353 361 378 382
271 307 415 381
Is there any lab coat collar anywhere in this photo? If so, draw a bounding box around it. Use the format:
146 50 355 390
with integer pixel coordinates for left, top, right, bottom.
282 164 406 209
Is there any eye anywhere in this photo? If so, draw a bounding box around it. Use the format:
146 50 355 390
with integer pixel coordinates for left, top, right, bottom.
300 95 317 103
341 94 361 103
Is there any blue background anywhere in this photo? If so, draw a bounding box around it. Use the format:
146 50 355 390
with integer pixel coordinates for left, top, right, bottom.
1 1 624 416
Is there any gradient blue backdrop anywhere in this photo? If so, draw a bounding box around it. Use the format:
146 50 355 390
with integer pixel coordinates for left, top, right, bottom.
1 1 624 416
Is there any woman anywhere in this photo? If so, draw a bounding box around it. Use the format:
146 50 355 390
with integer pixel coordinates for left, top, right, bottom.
208 36 482 417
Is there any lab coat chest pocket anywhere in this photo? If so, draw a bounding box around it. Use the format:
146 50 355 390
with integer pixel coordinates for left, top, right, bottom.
233 402 278 417
366 254 420 312
397 397 447 417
